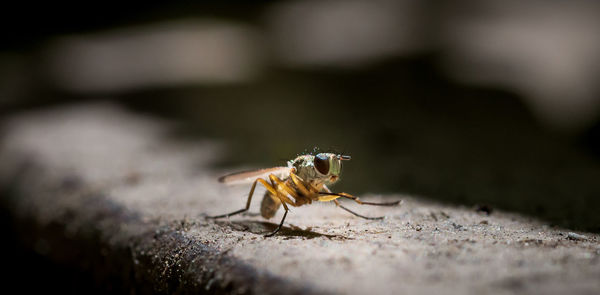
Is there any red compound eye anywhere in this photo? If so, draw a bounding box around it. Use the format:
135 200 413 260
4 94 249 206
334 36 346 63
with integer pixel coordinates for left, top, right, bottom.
314 153 330 175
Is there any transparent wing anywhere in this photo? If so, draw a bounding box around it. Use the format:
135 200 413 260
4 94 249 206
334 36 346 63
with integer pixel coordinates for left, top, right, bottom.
218 167 291 185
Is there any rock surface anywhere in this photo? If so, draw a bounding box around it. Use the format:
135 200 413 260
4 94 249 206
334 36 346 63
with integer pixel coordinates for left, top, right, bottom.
1 103 599 294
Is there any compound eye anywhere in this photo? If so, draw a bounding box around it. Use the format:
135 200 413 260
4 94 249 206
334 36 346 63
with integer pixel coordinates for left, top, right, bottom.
314 154 330 175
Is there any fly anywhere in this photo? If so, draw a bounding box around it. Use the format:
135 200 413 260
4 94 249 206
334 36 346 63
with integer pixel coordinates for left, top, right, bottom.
208 153 401 237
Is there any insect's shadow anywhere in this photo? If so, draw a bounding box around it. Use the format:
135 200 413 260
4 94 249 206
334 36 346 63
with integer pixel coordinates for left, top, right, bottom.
214 219 343 239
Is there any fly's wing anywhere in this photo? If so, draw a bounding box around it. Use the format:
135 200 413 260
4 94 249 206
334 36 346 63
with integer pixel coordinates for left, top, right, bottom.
218 167 291 185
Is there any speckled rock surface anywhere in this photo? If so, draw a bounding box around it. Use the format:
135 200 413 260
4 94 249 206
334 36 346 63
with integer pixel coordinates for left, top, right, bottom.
1 103 599 294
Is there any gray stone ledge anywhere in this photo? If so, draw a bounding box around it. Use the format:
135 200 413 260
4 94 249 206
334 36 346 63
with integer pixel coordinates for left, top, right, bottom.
1 103 599 294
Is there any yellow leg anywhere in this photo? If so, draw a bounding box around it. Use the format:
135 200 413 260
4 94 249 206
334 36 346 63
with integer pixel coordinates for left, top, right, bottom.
269 173 311 206
317 194 341 202
316 184 341 202
320 191 400 206
289 171 313 197
209 174 304 237
320 187 401 219
290 171 327 203
265 172 327 236
208 178 277 219
268 174 298 205
265 177 292 237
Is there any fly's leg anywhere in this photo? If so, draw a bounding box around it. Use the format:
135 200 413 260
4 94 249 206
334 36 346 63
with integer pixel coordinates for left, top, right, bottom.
333 199 384 220
319 192 401 206
290 171 329 205
265 190 290 237
289 171 313 197
207 178 278 219
319 189 401 219
265 209 288 237
268 174 298 206
264 174 314 237
269 173 311 206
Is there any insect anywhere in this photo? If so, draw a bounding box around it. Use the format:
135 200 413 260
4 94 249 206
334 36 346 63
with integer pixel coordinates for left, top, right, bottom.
208 153 401 236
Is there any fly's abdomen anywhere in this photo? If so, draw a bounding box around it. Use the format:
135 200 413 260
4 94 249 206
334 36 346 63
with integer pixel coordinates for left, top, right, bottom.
260 191 281 219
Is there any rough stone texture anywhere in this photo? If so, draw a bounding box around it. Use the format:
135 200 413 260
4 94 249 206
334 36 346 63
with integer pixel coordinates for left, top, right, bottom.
1 103 599 294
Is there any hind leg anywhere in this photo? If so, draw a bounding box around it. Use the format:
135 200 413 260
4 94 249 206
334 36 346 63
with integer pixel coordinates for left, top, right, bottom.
207 178 277 219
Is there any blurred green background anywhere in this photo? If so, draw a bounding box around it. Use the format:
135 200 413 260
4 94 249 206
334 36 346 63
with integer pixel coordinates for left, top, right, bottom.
2 0 600 232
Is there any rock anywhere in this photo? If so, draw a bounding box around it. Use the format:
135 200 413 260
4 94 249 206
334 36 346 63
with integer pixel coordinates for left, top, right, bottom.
1 102 599 295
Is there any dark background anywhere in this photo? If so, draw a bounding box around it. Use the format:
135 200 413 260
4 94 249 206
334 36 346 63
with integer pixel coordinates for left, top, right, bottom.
3 1 600 230
2 1 600 291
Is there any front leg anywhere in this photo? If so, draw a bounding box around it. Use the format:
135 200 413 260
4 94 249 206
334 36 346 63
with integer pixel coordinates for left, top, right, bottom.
319 187 401 220
332 199 385 220
269 173 311 206
319 191 401 206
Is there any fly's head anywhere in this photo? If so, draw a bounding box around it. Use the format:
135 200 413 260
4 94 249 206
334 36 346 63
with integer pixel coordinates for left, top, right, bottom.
312 153 351 184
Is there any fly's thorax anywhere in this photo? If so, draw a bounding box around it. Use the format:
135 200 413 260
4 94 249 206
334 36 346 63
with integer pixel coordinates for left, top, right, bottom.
289 155 317 181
